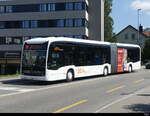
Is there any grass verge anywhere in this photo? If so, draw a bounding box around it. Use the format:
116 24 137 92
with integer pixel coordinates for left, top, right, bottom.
0 73 20 79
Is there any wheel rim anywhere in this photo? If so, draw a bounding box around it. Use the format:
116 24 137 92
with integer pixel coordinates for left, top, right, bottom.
104 68 108 76
67 71 73 81
129 66 132 72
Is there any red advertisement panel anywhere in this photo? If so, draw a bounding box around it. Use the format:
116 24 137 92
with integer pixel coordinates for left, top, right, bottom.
117 48 124 72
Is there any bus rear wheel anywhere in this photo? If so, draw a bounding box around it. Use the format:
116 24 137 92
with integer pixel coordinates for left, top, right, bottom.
103 67 108 76
66 70 74 82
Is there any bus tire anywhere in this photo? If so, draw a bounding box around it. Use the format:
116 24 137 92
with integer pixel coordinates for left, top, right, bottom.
66 70 74 82
128 65 133 73
103 67 108 76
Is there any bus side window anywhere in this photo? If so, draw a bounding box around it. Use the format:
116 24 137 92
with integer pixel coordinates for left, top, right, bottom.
93 48 101 65
127 48 140 63
62 44 75 66
74 44 86 66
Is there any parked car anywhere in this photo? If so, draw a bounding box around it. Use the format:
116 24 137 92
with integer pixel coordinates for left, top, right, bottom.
145 62 150 69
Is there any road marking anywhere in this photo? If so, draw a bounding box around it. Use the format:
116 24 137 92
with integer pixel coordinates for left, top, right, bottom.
95 86 150 113
0 77 108 98
106 85 125 93
0 86 35 92
52 100 88 113
0 76 111 98
134 79 144 84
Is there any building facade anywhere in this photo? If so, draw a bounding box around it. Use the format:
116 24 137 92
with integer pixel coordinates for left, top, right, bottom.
115 25 148 50
0 0 104 74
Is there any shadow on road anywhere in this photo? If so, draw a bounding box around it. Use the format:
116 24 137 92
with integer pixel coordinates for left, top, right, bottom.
0 71 136 86
0 79 65 86
124 104 150 113
0 73 116 86
137 94 150 97
0 75 102 86
124 94 150 113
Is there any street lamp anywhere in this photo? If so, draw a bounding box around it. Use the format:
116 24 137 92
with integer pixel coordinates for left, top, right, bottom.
137 9 141 46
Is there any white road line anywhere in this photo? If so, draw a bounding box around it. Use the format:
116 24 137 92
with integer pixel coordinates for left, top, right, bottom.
0 77 108 98
0 86 35 92
0 87 19 91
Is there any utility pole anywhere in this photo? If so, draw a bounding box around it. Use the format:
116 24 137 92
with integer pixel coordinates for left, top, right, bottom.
101 0 105 41
137 9 141 47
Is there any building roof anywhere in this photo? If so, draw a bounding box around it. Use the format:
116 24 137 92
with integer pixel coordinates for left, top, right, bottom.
143 32 150 38
144 28 150 32
114 25 148 38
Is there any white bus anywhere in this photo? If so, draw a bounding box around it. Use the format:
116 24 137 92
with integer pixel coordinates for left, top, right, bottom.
21 37 141 81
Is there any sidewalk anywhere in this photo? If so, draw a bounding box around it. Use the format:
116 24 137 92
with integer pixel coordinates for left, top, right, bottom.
99 86 150 113
0 75 20 81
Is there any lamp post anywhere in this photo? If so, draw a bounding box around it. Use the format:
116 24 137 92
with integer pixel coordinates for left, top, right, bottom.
137 9 141 46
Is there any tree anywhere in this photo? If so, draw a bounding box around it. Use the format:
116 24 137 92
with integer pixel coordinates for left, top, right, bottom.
104 0 114 42
143 38 150 63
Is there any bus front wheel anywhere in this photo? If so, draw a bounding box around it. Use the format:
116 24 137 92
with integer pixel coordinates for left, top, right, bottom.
66 70 74 82
128 65 133 73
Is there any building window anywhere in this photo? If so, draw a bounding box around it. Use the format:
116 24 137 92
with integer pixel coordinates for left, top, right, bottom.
6 37 12 44
12 37 22 44
13 4 39 12
6 21 21 28
6 37 22 44
125 34 128 39
39 20 49 28
0 18 86 29
40 4 47 12
74 2 83 10
55 3 65 11
74 19 83 27
65 19 73 27
131 33 135 40
0 37 6 44
48 3 55 11
6 6 12 13
0 22 5 29
0 2 87 13
57 19 64 27
22 21 30 28
0 6 5 13
65 3 73 10
31 20 38 28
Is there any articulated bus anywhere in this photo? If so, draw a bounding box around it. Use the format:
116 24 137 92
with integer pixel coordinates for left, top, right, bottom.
21 37 141 82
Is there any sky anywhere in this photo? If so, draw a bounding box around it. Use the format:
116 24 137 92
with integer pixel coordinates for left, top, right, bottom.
111 0 150 33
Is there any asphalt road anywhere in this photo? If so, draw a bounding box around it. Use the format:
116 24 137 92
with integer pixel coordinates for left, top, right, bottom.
0 67 150 113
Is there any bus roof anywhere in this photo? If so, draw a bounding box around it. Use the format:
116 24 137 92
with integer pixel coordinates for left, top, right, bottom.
116 43 140 48
25 37 111 45
25 37 140 48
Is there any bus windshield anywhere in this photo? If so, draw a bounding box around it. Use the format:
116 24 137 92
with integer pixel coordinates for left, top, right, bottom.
22 42 48 76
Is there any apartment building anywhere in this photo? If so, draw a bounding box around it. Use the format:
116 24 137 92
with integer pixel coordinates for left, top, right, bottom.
0 0 104 74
